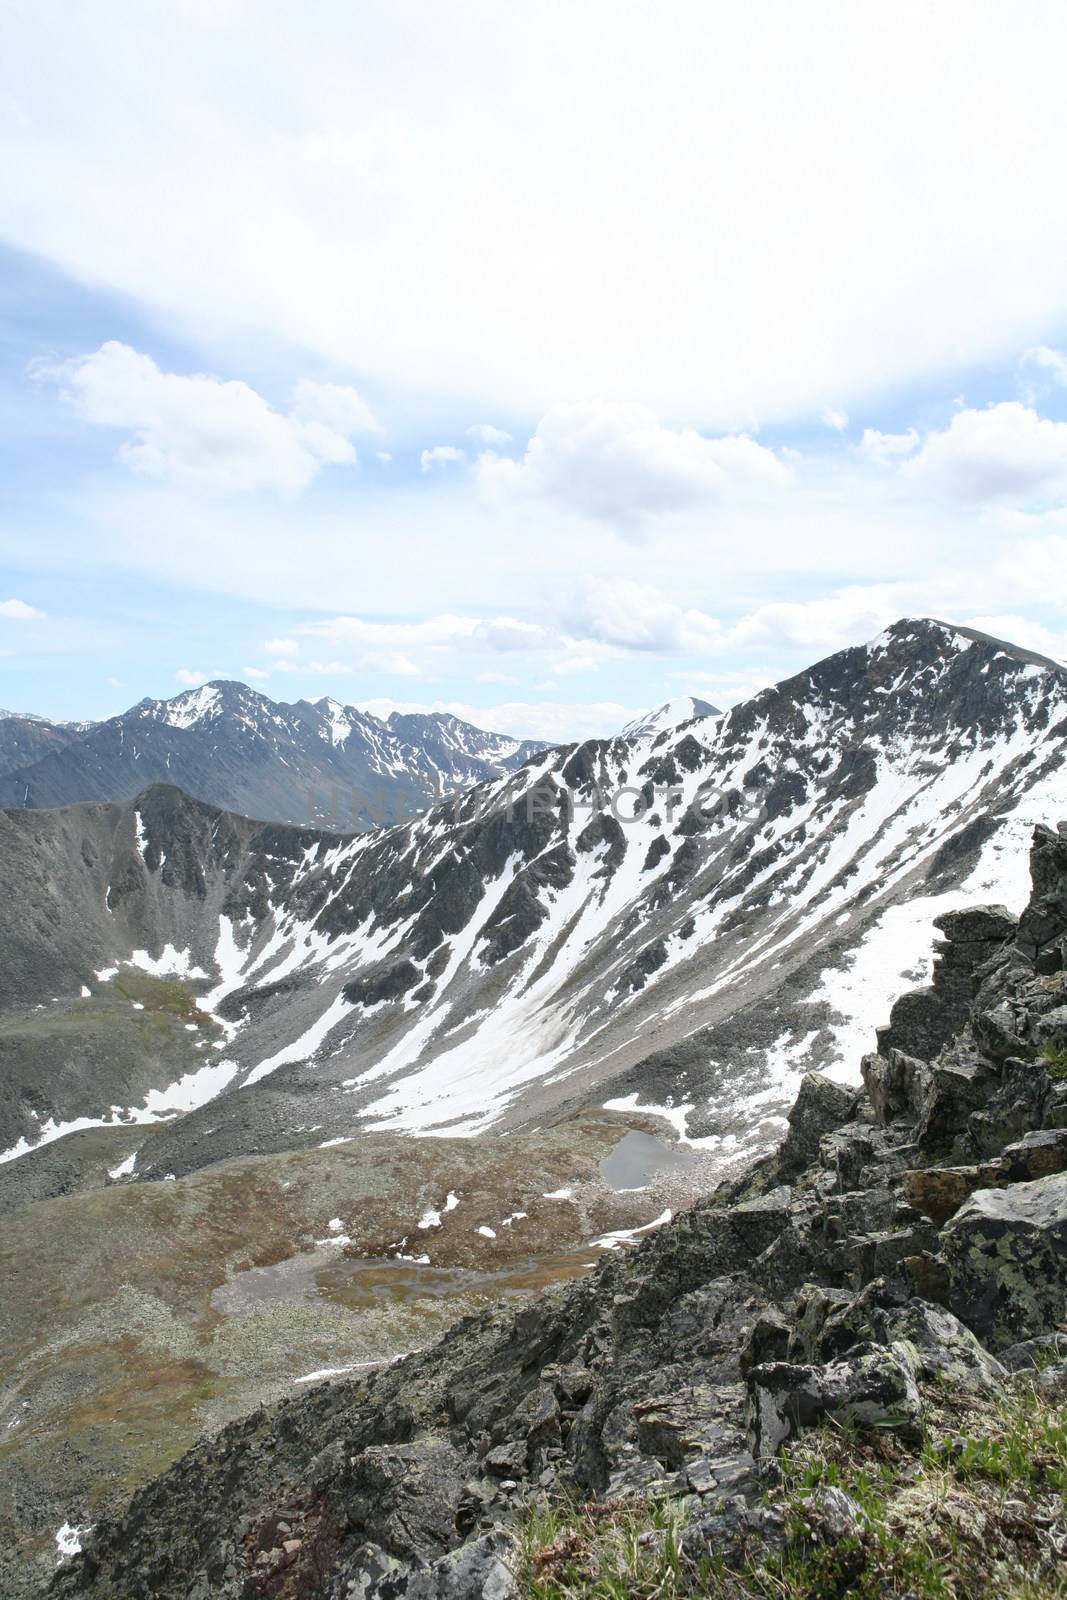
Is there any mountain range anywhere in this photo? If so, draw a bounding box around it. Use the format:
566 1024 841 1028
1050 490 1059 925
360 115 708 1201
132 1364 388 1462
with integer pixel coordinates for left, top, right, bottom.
3 616 1065 1186
0 683 546 829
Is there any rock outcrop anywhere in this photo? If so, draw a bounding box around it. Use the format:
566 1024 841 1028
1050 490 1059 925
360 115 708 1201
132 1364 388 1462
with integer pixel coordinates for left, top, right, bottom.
48 822 1067 1599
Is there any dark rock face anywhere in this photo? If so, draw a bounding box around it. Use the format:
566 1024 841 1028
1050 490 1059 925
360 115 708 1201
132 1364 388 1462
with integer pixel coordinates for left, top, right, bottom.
45 818 1067 1600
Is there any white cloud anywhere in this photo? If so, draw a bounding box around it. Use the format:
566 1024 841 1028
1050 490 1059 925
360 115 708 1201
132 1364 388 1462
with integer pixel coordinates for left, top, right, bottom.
175 667 214 685
106 675 126 688
821 407 849 431
479 401 787 533
476 670 519 685
7 7 1067 423
0 598 44 619
243 664 270 679
1022 345 1067 386
962 613 1067 662
716 590 903 652
467 422 512 445
420 444 466 472
376 451 393 464
570 578 722 653
356 696 641 742
264 637 299 655
291 378 380 435
857 426 920 464
34 342 373 493
902 402 1067 502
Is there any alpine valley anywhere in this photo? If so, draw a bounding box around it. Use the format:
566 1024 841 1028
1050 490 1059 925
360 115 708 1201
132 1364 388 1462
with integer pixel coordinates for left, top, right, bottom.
2 616 1067 1597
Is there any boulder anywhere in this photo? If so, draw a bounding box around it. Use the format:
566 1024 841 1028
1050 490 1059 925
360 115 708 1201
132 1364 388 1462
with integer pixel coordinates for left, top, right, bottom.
941 1172 1067 1347
875 1299 1005 1396
745 1342 922 1459
778 1074 856 1171
1001 1128 1067 1181
902 1162 1005 1227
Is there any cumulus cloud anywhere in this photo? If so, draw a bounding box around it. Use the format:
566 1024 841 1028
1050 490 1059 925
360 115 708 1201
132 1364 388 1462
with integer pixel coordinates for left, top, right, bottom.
821 407 849 431
264 638 299 656
478 401 788 534
175 667 216 685
901 402 1067 502
570 578 722 653
1022 346 1067 386
34 342 377 493
962 613 1067 662
466 422 512 445
857 426 920 464
420 444 466 472
243 665 270 680
0 598 44 619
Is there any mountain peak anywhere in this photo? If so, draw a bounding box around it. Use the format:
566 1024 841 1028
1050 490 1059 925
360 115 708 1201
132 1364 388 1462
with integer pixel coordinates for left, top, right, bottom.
621 695 719 739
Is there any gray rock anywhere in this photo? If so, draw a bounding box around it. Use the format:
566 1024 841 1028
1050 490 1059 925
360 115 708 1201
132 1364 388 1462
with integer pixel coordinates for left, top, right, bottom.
778 1075 856 1171
745 1342 922 1458
942 1172 1067 1347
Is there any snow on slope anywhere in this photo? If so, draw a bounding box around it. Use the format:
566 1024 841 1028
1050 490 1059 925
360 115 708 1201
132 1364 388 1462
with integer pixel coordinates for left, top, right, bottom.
3 618 1067 1175
621 695 719 739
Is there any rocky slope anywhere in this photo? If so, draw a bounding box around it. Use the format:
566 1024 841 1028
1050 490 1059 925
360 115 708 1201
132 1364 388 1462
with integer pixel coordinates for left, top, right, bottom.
2 617 1066 1183
44 821 1067 1599
0 682 543 829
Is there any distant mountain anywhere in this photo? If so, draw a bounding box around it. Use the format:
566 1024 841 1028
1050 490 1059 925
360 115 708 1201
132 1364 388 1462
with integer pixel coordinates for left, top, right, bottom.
0 682 545 828
3 617 1065 1176
0 709 95 778
621 694 719 738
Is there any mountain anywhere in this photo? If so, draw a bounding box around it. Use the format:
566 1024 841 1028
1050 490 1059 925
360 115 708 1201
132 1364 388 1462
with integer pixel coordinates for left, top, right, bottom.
0 682 545 829
0 708 94 779
43 820 1067 1600
3 617 1066 1181
620 694 719 738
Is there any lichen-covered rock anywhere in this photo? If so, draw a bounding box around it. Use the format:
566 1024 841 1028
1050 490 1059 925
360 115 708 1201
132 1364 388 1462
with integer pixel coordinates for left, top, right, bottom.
340 1530 518 1599
875 1299 1005 1397
942 1172 1067 1347
745 1342 922 1459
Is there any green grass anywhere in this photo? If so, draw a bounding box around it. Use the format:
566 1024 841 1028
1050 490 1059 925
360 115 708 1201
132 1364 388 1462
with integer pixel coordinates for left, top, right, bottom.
514 1382 1067 1599
1041 1043 1067 1080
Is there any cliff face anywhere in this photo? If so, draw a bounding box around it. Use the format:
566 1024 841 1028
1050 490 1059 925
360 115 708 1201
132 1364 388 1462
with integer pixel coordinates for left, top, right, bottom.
49 825 1067 1600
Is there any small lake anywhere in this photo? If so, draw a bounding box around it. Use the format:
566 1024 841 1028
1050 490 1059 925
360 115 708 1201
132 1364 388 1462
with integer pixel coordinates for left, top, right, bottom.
599 1129 697 1190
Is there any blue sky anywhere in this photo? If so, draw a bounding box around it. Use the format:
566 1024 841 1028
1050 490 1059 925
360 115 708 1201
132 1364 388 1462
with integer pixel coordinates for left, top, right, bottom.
3 1 1067 740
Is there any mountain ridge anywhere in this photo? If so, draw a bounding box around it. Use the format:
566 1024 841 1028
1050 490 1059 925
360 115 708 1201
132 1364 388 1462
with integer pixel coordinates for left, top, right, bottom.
0 681 546 829
3 616 1065 1183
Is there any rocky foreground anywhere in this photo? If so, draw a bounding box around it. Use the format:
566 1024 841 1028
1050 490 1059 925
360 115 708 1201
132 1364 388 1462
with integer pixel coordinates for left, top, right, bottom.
49 823 1067 1598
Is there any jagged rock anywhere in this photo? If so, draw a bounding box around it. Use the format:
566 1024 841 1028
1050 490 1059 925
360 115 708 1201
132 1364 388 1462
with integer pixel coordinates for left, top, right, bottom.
942 1172 1067 1346
902 1162 1005 1226
745 1342 922 1458
876 905 1015 1061
778 1075 856 1171
794 1483 870 1543
1015 822 1067 972
341 1530 518 1599
339 1440 469 1560
862 1049 931 1127
1032 1005 1067 1049
914 1057 995 1153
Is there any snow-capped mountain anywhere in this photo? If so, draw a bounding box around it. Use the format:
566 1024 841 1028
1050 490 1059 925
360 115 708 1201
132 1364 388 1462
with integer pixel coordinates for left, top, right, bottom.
0 682 544 828
3 618 1066 1176
620 695 719 738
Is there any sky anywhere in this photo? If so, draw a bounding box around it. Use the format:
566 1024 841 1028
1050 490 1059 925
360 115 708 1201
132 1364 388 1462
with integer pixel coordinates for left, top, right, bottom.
3 0 1067 741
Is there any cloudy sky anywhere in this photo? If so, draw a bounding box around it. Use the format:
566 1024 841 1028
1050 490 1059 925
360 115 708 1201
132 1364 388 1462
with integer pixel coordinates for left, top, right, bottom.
2 0 1067 739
